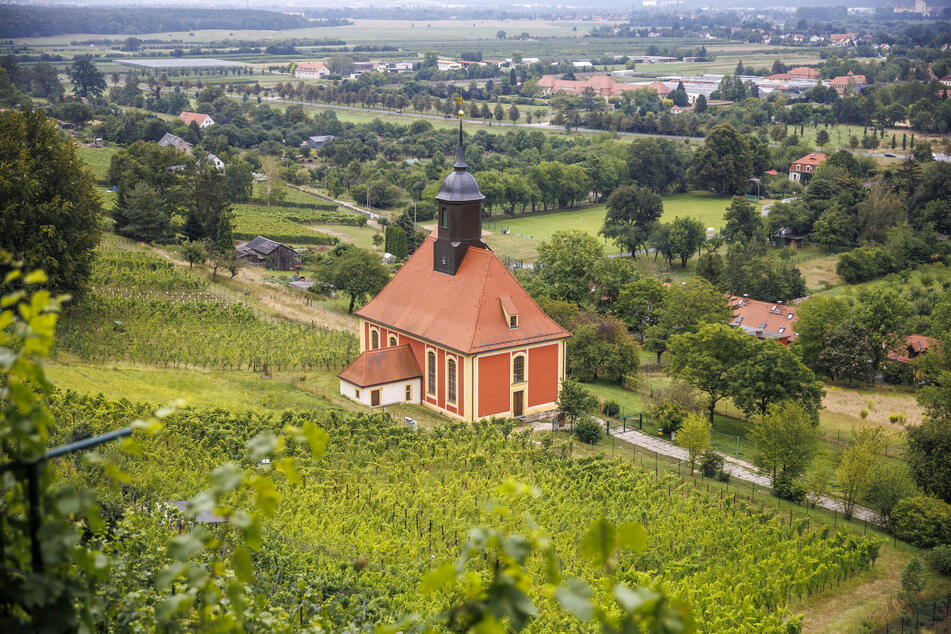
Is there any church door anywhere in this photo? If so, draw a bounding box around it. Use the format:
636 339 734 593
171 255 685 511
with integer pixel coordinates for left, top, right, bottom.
513 390 524 417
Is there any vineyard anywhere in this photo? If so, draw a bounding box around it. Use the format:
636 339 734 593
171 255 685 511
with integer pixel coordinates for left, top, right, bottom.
50 393 883 632
231 203 367 245
56 245 357 371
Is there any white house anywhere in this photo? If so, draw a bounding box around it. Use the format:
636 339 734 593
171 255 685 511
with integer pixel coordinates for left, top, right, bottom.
338 345 422 408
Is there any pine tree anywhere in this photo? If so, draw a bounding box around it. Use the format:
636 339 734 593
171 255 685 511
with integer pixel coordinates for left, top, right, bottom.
115 182 170 243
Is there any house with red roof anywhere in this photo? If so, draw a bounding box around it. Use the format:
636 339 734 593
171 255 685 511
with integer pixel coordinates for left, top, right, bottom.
294 61 330 79
829 71 867 95
789 152 828 183
338 125 570 420
178 111 215 128
536 74 650 98
729 296 798 345
887 334 938 363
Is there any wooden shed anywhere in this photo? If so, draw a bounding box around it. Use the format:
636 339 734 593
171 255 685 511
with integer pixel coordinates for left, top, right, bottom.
236 236 301 270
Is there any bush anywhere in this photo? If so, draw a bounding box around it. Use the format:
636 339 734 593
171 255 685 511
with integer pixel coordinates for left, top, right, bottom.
700 450 724 478
773 474 806 503
573 414 602 445
836 246 898 284
716 469 730 483
603 399 620 418
891 496 951 548
928 544 951 576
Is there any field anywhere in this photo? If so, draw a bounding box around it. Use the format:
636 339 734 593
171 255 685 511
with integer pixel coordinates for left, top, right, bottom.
485 191 736 261
75 145 117 182
50 392 883 631
231 203 361 245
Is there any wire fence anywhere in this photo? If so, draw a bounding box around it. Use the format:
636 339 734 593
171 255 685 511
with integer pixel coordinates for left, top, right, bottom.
876 594 950 633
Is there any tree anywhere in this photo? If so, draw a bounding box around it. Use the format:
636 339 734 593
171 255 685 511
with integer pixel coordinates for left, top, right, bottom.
567 324 612 381
691 123 753 196
617 276 667 338
327 55 355 76
182 161 232 242
494 103 504 123
557 377 598 423
536 230 603 306
507 104 520 124
816 129 830 146
181 239 207 269
209 210 235 281
69 58 105 98
384 226 408 259
722 196 761 243
225 158 254 203
749 400 819 484
695 94 707 113
861 462 918 529
731 339 823 421
330 247 389 313
678 414 710 474
667 216 705 267
30 61 64 100
793 295 851 370
837 425 885 520
645 278 731 365
0 109 102 294
258 155 286 206
816 319 879 385
900 558 925 608
905 419 951 504
496 30 506 39
600 186 663 258
115 183 170 243
626 138 688 194
696 252 724 286
668 323 755 422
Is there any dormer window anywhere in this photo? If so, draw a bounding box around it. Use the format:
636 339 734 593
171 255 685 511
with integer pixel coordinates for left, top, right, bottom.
499 296 518 329
510 315 518 328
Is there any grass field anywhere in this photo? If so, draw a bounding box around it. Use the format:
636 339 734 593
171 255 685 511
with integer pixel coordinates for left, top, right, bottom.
484 191 737 261
75 146 117 183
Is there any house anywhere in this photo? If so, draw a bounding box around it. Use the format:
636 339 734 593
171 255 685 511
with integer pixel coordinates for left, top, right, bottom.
887 334 937 363
338 131 571 421
830 33 857 46
789 152 827 183
157 132 193 155
729 296 798 345
300 135 335 149
178 111 214 128
294 62 330 79
536 74 635 98
204 153 225 171
236 236 301 270
829 71 867 95
771 226 805 248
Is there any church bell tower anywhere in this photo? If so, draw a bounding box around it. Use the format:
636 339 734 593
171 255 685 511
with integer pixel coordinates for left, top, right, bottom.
433 110 486 276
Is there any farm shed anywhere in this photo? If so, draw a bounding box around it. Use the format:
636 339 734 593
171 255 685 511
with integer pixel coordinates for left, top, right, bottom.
236 236 302 270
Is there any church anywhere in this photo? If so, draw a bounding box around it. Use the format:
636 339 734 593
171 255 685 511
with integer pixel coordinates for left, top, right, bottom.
337 123 570 421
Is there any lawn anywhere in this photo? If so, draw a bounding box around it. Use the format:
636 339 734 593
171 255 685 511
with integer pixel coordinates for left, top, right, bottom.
76 146 117 183
484 191 738 261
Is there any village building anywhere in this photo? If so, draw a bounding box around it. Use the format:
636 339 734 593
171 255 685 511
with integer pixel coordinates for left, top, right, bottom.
829 71 867 95
729 296 798 345
157 132 193 155
178 111 215 128
294 62 330 79
300 135 336 149
789 152 828 183
887 334 938 364
337 124 570 420
236 236 302 270
537 74 668 99
771 226 805 248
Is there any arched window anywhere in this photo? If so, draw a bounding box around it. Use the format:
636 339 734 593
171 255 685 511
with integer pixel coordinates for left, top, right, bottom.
370 329 380 350
389 335 398 347
447 358 457 404
513 355 525 384
427 351 436 396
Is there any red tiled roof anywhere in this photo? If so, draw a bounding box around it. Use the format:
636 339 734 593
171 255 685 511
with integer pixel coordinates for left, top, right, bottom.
357 233 570 354
887 334 938 363
764 169 780 175
648 81 671 95
830 72 867 86
789 152 828 173
729 296 798 341
787 66 821 79
337 344 421 387
178 111 211 126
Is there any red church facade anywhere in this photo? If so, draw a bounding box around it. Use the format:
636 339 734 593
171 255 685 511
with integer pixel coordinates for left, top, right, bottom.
338 129 569 421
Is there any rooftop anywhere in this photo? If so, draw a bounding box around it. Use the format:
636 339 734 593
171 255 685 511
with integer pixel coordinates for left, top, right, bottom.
337 345 421 387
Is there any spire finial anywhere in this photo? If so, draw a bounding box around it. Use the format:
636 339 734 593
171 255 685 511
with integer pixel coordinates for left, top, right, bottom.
455 96 465 147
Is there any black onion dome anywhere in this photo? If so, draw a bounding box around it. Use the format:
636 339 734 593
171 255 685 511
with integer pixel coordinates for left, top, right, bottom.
436 146 484 202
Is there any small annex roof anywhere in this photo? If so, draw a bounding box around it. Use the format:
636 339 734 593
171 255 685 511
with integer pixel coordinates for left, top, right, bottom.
356 234 570 354
337 344 421 387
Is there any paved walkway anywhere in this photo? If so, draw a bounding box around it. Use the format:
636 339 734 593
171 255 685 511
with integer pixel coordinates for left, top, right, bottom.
536 421 882 524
